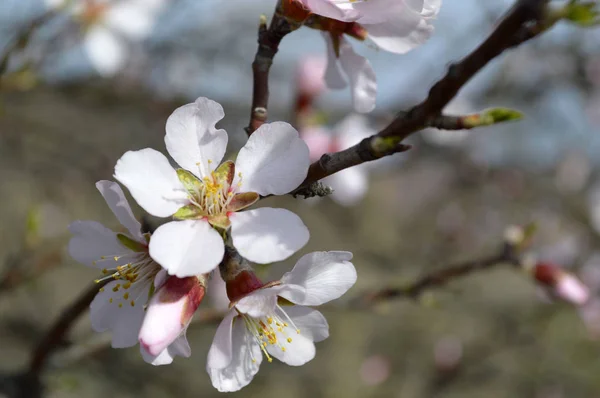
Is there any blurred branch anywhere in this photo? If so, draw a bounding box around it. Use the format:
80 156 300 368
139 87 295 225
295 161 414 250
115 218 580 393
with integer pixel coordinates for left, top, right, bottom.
358 242 520 305
0 250 62 297
293 0 549 192
0 10 54 78
245 2 298 136
28 280 109 376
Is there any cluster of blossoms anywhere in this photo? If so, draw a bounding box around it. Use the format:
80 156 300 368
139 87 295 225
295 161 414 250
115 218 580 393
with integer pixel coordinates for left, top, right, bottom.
67 0 447 391
69 96 357 391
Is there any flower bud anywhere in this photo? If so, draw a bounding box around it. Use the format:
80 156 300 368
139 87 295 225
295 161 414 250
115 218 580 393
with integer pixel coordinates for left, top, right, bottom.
534 262 590 305
138 275 206 357
295 56 327 114
219 246 263 302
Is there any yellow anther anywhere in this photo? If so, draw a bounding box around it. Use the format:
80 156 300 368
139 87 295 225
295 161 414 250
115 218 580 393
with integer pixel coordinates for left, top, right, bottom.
102 268 108 274
281 347 286 352
267 358 273 363
109 298 113 303
114 256 119 261
112 285 120 292
252 359 257 363
99 287 105 292
283 323 288 327
287 337 292 343
267 317 273 324
296 329 300 334
208 159 213 164
263 342 267 347
130 300 135 307
123 282 132 289
118 303 123 308
100 256 106 259
123 292 129 300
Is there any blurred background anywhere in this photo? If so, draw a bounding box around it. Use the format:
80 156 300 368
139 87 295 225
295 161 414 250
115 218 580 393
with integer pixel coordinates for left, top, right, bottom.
2 0 600 397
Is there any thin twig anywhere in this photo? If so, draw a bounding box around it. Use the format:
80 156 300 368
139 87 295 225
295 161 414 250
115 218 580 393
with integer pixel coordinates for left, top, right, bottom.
294 0 549 191
245 4 297 136
359 243 519 305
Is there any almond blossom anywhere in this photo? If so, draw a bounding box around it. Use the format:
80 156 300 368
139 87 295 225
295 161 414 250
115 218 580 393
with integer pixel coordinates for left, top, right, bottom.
300 114 374 206
114 97 311 278
285 0 441 112
68 180 163 348
206 251 357 392
45 0 167 76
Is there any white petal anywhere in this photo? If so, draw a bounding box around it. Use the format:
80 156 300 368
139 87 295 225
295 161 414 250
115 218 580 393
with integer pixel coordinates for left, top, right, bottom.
207 311 236 369
364 0 435 54
338 38 377 113
140 334 191 366
114 148 189 218
208 317 263 392
96 180 144 242
333 113 375 151
83 25 126 77
279 251 356 306
230 208 309 264
266 307 316 366
165 97 228 179
302 0 358 21
235 122 310 196
149 220 224 277
285 306 329 343
235 289 278 318
68 220 130 268
325 167 369 207
323 33 348 90
89 280 148 348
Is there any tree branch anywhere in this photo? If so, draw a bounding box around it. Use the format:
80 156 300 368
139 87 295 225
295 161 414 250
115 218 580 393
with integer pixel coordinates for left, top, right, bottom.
294 0 549 191
245 4 298 136
358 242 519 305
28 280 108 375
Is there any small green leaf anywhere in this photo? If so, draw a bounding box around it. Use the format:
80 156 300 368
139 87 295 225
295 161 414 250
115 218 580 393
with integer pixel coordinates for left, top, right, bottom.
173 204 205 220
117 233 147 252
213 160 235 187
483 108 524 123
208 214 231 230
564 2 600 27
462 108 524 128
176 169 202 197
227 192 259 212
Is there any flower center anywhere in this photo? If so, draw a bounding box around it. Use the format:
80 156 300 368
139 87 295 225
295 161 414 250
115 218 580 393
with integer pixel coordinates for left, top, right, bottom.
239 305 301 363
93 247 161 309
184 161 241 217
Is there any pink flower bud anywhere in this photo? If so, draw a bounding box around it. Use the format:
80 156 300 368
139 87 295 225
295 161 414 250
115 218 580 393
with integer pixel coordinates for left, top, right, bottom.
534 262 590 306
139 275 205 357
296 55 327 98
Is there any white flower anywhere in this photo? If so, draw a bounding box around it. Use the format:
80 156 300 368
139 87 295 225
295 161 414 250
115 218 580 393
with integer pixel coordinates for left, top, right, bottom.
300 114 374 206
302 0 441 53
296 0 441 112
206 251 357 392
45 0 167 76
68 180 162 348
139 274 205 365
114 97 311 278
